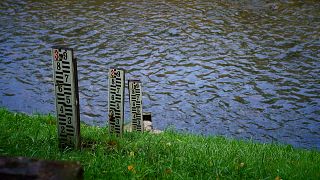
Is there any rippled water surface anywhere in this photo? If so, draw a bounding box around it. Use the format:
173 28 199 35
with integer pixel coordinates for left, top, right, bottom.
0 0 319 149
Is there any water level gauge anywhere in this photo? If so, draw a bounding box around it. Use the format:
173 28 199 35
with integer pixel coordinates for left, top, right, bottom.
108 68 125 136
51 46 80 149
128 80 144 132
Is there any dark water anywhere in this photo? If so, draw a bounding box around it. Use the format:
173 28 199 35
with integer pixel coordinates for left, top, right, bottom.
0 0 319 149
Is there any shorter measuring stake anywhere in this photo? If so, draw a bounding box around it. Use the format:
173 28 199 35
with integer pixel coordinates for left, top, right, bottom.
128 80 144 132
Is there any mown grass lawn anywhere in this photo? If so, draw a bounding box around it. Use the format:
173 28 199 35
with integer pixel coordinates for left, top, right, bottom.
0 108 319 179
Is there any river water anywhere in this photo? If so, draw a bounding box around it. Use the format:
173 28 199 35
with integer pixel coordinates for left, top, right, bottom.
0 0 319 149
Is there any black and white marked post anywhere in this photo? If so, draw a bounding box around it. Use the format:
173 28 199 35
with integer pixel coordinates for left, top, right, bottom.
108 69 125 136
128 80 144 132
52 46 80 149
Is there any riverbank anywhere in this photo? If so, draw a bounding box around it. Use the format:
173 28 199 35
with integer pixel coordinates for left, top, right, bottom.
0 108 319 179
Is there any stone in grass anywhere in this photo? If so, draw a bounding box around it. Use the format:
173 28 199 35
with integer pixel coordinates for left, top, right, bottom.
143 121 162 134
124 112 163 134
0 156 83 180
124 121 162 134
143 112 163 134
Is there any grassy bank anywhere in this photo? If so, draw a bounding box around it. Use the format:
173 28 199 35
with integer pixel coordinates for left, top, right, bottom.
0 108 319 179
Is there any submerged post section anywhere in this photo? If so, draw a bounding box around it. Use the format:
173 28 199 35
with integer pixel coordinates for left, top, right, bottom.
128 80 144 132
108 68 125 136
52 46 80 149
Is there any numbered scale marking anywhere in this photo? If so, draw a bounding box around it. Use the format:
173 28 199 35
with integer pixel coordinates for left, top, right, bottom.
128 80 144 132
52 46 80 149
108 69 125 136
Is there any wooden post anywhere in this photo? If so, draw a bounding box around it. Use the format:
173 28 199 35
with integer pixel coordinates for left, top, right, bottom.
108 68 125 136
128 80 144 132
143 112 152 122
52 46 80 149
0 156 83 180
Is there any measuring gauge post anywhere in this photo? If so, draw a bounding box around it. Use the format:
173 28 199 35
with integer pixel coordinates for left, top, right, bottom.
108 68 125 136
128 80 144 132
51 46 80 149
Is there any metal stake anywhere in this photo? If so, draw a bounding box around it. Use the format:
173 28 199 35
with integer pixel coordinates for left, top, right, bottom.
52 46 80 149
129 80 144 132
108 68 125 136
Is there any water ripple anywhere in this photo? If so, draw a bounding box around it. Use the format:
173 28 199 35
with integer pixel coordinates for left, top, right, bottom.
0 0 319 149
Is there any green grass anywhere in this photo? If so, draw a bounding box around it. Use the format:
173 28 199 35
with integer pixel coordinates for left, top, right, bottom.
0 108 319 179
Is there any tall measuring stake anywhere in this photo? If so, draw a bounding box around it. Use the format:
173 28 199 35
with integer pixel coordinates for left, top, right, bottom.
52 46 80 149
128 80 144 132
108 68 125 136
